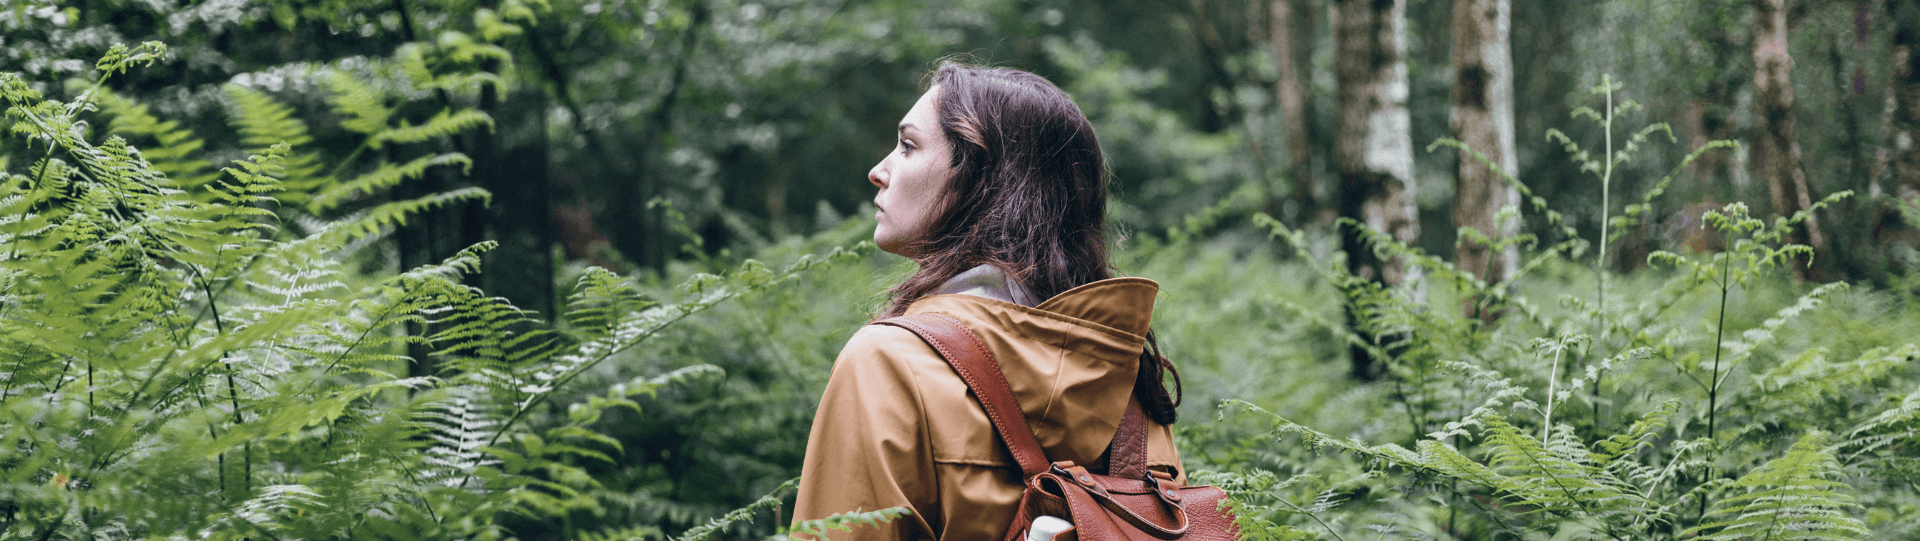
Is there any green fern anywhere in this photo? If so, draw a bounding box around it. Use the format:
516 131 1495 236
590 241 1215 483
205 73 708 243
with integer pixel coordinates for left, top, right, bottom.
1199 75 1907 541
1686 433 1868 540
784 508 914 541
224 84 327 207
94 87 219 193
0 37 875 540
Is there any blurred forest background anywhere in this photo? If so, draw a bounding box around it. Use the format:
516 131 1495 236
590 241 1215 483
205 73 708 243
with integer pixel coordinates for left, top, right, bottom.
12 0 1916 304
6 0 1920 539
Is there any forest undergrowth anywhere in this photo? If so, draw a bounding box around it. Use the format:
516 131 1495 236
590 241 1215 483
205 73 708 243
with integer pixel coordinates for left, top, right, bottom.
3 43 1918 541
1175 78 1920 540
0 42 887 540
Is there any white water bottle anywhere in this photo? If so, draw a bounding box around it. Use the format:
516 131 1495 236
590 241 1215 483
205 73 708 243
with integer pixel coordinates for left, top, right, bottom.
1025 516 1072 541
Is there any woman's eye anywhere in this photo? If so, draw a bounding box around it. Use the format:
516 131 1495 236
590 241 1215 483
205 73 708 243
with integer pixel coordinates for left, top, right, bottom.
899 140 915 154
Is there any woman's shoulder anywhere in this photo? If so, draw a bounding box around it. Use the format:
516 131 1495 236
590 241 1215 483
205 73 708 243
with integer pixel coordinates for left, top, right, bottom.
830 323 948 379
839 323 929 356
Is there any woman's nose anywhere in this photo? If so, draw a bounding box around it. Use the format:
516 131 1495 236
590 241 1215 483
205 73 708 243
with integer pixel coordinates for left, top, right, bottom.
868 162 885 188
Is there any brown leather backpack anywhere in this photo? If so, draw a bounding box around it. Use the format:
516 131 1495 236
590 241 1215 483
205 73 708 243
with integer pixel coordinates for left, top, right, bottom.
878 314 1240 541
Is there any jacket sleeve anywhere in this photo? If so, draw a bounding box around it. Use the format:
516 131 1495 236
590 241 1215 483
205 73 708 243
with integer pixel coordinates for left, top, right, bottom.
792 325 940 541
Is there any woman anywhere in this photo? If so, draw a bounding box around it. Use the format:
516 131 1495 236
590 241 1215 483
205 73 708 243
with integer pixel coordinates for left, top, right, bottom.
792 61 1185 541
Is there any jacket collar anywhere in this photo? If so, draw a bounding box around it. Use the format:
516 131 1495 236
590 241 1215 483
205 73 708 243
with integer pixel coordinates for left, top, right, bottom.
1032 277 1158 339
904 276 1159 363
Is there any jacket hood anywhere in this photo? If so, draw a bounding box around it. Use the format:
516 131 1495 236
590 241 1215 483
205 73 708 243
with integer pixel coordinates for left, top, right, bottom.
903 277 1161 466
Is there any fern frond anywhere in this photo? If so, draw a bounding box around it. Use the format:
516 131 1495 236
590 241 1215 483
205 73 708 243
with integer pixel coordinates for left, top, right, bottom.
668 478 797 541
418 387 501 488
194 484 329 540
564 266 658 339
308 152 471 213
1686 432 1868 540
366 108 493 150
1741 345 1915 428
224 84 326 201
1713 282 1850 388
94 88 218 192
1841 385 1920 459
309 187 491 249
224 84 314 150
784 507 913 541
577 524 664 541
325 71 393 135
1479 414 1645 526
394 41 510 96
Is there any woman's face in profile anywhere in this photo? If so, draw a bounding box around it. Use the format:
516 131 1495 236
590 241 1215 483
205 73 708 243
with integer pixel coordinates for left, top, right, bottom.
868 86 954 256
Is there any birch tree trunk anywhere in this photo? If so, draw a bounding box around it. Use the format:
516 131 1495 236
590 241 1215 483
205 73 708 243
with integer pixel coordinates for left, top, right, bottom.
1269 0 1318 221
1449 0 1519 301
1333 0 1416 378
1752 0 1830 281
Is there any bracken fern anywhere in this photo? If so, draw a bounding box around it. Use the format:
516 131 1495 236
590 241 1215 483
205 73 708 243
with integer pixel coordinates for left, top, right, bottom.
0 38 872 540
1205 77 1907 541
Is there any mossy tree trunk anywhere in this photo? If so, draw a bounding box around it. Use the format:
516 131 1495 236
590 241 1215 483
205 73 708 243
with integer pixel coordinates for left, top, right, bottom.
1333 0 1416 379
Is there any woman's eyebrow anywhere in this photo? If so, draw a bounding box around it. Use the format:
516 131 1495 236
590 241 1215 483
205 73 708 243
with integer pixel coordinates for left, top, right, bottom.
898 122 916 133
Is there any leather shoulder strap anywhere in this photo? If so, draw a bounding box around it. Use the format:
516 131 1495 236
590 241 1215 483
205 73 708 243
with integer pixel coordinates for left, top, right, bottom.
877 313 1049 477
1105 400 1150 479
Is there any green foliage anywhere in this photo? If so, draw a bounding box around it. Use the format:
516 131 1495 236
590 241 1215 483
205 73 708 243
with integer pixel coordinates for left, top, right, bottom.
1192 469 1338 541
671 479 801 541
5 2 1916 539
0 41 866 540
1686 433 1867 541
1176 78 1918 540
784 508 914 541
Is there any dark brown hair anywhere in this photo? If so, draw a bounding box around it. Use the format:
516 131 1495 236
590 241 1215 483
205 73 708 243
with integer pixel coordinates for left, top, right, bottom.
881 60 1182 425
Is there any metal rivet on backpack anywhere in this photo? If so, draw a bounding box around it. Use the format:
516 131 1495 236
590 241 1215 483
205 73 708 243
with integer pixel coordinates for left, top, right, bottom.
1078 474 1093 483
1165 489 1179 499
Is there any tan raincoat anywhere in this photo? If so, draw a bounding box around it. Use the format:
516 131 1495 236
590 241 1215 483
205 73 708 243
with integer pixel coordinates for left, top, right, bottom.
791 277 1185 541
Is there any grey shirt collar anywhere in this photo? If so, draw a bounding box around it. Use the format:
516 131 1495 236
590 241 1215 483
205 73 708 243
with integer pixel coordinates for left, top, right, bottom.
933 264 1037 306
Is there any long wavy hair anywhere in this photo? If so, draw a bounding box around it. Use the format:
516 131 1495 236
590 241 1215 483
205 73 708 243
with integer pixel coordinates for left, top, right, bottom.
880 60 1182 425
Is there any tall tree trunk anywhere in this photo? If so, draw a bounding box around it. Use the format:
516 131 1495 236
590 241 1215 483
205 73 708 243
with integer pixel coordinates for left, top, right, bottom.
1752 0 1830 281
477 89 555 321
1269 0 1318 222
1890 0 1920 200
1449 0 1518 311
1333 0 1416 379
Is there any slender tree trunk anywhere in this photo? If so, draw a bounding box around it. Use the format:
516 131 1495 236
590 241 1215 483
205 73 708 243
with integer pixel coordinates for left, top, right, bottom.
1752 0 1830 281
1449 0 1518 309
1333 0 1416 379
1269 0 1318 223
